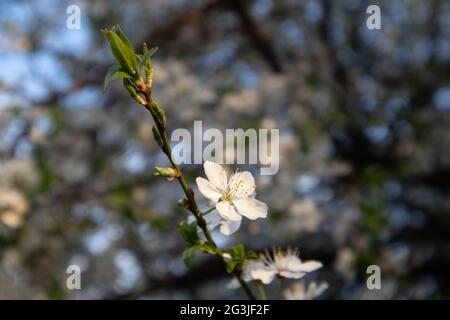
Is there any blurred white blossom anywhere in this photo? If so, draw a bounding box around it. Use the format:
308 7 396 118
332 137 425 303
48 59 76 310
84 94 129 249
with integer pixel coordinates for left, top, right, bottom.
283 281 329 300
230 248 323 286
0 159 39 189
0 189 28 228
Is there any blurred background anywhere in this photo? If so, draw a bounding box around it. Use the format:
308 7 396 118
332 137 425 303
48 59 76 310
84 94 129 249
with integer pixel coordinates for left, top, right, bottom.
1 0 450 299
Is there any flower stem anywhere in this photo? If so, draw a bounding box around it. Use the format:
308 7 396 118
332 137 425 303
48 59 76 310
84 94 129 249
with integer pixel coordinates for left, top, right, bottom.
276 276 285 300
143 93 256 300
257 282 267 300
202 206 216 215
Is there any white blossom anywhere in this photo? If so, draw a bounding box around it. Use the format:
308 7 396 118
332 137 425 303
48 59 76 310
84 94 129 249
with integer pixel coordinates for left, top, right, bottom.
244 248 323 285
226 259 269 289
283 281 329 300
196 161 268 227
228 248 323 289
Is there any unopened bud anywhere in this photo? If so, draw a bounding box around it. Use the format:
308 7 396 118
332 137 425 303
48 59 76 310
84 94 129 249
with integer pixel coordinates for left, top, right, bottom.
101 25 138 77
154 166 179 180
152 126 163 147
149 101 166 128
222 253 232 262
178 198 190 209
143 43 154 87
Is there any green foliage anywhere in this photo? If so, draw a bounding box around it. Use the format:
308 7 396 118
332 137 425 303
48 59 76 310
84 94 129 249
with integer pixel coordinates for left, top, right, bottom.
140 46 158 66
102 25 159 95
359 200 387 237
140 44 158 82
34 148 56 194
150 101 166 128
103 65 132 90
178 221 221 267
122 78 139 98
101 25 138 77
178 221 201 267
224 244 256 273
182 246 197 268
107 183 135 222
181 241 221 268
355 251 376 279
178 221 200 247
198 241 218 255
47 277 66 300
361 166 386 191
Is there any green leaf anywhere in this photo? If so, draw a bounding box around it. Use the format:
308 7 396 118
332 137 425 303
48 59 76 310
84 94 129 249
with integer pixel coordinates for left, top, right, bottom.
104 65 131 90
102 25 138 76
182 246 198 268
111 25 138 72
228 244 245 260
111 25 136 55
197 242 218 255
109 32 136 74
226 259 240 273
122 78 138 96
139 46 158 70
224 244 248 273
178 221 200 247
139 44 158 86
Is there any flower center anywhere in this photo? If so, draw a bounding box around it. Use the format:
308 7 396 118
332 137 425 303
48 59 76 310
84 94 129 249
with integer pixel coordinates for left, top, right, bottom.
224 177 247 200
221 191 233 203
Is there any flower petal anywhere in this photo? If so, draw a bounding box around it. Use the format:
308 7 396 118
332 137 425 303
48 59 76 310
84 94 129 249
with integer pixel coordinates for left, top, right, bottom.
280 253 300 266
250 268 276 284
244 260 276 284
216 201 242 221
188 212 221 232
233 198 268 220
204 212 221 231
204 211 221 225
204 161 228 191
219 219 241 235
296 260 323 272
228 171 256 198
279 270 306 279
196 177 221 202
